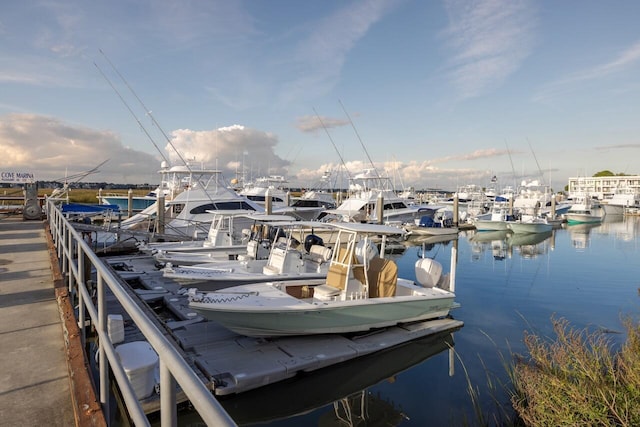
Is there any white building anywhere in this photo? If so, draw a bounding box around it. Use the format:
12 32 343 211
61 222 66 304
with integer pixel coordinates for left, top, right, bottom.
567 175 640 200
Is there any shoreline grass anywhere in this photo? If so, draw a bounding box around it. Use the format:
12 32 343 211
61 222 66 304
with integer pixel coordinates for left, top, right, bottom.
508 316 640 426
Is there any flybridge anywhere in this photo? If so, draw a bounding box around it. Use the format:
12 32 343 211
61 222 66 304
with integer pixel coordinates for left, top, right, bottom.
0 171 35 183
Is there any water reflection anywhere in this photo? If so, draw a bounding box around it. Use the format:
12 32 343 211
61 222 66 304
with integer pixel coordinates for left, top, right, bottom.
468 229 555 260
469 230 510 261
598 215 638 241
564 222 600 250
406 234 458 258
217 330 458 425
508 230 554 259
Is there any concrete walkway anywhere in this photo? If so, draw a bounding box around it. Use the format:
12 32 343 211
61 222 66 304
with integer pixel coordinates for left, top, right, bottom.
0 215 101 426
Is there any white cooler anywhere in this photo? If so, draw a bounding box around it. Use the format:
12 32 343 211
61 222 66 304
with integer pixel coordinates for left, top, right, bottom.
115 341 159 400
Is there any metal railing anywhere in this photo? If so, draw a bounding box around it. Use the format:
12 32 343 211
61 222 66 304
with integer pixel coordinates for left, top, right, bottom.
46 199 236 427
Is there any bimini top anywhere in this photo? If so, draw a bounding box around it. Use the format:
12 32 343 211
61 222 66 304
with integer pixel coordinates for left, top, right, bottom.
330 222 406 236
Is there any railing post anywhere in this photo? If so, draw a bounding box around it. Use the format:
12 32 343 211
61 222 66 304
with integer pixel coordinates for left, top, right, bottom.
78 244 86 348
97 273 110 419
160 359 177 426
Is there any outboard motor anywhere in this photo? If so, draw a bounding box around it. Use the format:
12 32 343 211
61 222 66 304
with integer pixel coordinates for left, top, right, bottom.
415 258 443 288
304 234 324 252
355 240 379 263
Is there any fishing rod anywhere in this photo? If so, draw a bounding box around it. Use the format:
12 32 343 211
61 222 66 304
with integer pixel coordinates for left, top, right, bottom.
505 140 517 187
527 137 546 186
99 49 191 170
338 99 381 180
313 107 352 181
96 52 219 208
94 62 169 164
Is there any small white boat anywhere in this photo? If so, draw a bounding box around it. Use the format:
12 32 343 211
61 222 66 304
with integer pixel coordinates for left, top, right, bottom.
151 213 298 265
187 222 457 337
601 188 640 216
403 210 459 237
565 196 605 224
473 198 515 231
507 216 553 234
163 221 337 288
317 169 440 224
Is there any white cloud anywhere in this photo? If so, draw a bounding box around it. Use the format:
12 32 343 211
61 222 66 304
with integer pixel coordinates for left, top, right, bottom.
296 115 350 133
279 0 402 104
533 40 640 102
441 0 536 100
0 114 161 183
166 125 291 179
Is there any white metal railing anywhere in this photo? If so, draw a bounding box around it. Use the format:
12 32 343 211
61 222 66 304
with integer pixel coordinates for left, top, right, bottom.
46 199 236 427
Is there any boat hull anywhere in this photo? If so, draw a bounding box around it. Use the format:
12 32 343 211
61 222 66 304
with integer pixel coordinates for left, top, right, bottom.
474 220 510 231
565 214 603 224
190 289 455 337
507 222 552 234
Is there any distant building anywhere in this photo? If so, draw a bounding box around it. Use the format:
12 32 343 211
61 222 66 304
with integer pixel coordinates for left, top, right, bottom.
567 175 640 200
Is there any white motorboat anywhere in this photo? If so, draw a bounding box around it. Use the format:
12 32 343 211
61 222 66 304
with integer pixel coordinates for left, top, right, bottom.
602 188 640 216
565 195 605 224
507 216 553 234
403 210 459 237
118 163 265 235
163 221 337 288
187 222 457 337
513 180 571 220
150 213 297 265
473 198 515 231
317 169 440 225
137 210 268 255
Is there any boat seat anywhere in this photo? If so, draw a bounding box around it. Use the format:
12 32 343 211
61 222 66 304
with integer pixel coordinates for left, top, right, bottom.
237 240 258 261
367 257 398 298
313 284 342 300
263 246 302 275
318 247 366 300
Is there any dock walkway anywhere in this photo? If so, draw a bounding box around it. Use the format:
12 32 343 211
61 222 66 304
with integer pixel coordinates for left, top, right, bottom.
0 215 103 426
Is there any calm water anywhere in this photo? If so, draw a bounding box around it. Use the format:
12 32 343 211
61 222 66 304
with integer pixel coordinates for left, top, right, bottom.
177 216 640 426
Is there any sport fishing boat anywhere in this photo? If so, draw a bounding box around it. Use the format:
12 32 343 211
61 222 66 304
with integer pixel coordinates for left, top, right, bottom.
187 222 458 337
163 221 336 287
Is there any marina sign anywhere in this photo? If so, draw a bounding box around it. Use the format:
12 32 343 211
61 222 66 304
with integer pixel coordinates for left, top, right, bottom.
0 170 35 183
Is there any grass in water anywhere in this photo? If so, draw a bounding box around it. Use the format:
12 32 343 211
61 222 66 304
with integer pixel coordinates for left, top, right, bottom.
508 316 640 426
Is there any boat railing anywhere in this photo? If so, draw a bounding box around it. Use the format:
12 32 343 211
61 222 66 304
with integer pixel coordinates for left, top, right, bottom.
45 199 236 427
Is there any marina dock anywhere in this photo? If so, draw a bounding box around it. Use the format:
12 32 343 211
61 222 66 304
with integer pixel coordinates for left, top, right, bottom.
1 203 463 425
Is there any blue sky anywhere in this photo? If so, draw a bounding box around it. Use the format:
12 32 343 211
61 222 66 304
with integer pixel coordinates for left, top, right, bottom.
1 0 639 191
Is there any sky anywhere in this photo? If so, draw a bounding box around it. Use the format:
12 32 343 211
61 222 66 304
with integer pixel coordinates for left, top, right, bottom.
1 0 640 192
